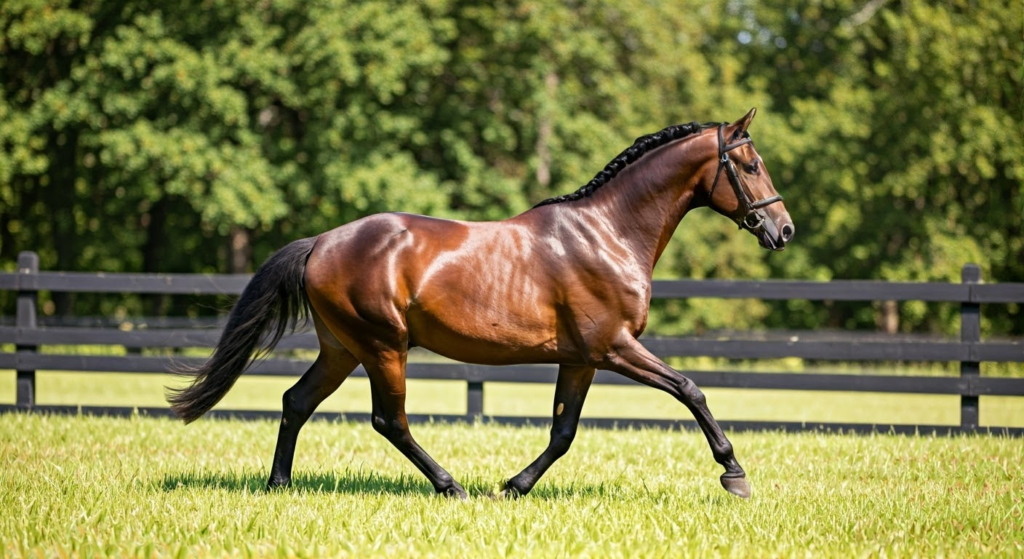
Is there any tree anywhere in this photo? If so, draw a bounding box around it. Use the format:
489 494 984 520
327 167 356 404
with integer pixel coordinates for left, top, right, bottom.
729 0 1023 334
1 0 1020 338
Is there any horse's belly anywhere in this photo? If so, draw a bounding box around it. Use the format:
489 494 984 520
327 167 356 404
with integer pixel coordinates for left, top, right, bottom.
415 332 558 366
406 291 561 365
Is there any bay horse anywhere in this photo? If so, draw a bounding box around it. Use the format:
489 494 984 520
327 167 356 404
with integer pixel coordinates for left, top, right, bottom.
168 108 793 500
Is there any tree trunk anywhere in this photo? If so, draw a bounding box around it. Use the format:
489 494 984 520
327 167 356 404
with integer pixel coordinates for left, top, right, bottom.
878 300 899 334
0 205 12 262
228 226 252 274
49 129 79 317
142 198 169 316
534 71 559 194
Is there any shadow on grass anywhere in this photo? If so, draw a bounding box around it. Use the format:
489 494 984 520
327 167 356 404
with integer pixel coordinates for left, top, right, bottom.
524 481 627 500
457 477 629 501
160 469 433 496
160 469 625 500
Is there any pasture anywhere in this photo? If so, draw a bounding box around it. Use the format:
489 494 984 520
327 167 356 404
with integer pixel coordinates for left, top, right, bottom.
3 369 1024 427
1 373 1022 557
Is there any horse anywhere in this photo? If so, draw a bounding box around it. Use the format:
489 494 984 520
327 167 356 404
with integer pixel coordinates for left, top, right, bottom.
167 108 793 500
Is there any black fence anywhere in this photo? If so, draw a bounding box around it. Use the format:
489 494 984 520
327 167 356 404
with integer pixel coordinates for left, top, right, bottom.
2 250 1023 435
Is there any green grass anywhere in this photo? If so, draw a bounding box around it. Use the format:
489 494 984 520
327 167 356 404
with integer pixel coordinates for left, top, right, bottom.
1 413 1021 557
2 369 1023 427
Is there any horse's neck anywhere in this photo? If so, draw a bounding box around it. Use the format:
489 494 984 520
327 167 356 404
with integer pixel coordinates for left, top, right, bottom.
563 134 711 274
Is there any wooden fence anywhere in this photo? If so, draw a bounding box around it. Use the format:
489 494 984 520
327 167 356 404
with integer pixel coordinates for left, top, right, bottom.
2 250 1023 435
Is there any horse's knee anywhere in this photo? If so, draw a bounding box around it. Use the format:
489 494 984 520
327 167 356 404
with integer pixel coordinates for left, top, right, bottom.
548 426 577 458
689 388 707 408
282 389 314 422
678 378 707 407
372 414 410 444
371 413 389 436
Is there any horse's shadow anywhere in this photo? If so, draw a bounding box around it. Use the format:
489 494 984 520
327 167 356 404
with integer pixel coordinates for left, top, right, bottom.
160 469 621 500
160 469 430 496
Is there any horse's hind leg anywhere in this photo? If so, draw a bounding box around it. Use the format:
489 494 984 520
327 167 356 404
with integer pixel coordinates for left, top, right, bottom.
365 349 468 499
268 327 358 488
604 334 751 499
498 364 596 498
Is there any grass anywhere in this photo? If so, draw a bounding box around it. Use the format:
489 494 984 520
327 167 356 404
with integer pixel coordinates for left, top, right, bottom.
2 369 1023 427
1 366 1022 556
1 413 1022 557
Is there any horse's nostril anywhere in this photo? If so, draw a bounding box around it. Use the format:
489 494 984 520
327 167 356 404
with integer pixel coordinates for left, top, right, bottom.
781 223 794 242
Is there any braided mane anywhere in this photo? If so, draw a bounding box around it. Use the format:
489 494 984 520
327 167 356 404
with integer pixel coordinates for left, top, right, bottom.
533 121 713 208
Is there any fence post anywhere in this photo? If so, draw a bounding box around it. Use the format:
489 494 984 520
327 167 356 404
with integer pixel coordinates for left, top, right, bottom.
466 381 484 418
16 251 39 408
960 264 981 431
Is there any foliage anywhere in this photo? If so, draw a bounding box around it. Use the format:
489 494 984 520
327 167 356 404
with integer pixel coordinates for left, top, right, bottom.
1 0 1020 335
731 0 1023 333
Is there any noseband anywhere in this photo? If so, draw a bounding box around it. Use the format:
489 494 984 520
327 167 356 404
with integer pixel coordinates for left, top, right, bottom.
709 124 783 232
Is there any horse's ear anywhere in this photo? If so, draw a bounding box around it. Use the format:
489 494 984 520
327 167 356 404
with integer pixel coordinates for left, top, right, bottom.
731 108 757 132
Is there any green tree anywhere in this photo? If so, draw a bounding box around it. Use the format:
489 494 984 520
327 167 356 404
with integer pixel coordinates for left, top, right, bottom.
1 0 1020 339
731 0 1023 334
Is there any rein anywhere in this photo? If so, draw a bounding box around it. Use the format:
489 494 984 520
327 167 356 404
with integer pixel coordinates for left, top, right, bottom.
709 124 783 232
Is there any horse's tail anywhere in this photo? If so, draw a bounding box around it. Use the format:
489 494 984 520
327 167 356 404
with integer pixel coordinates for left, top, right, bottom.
166 237 318 423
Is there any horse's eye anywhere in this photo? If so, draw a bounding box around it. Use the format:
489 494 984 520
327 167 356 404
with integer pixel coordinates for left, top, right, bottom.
745 160 760 174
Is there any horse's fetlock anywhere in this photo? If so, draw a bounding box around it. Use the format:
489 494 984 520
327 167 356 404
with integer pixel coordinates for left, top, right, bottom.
267 475 291 490
505 477 531 497
713 441 735 464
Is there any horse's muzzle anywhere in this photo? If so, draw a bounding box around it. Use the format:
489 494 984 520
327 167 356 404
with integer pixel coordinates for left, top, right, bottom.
754 214 794 251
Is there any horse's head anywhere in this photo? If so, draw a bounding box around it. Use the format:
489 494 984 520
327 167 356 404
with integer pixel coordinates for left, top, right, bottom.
702 108 793 251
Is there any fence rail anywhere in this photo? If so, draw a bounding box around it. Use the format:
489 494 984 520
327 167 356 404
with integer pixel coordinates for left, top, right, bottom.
2 250 1023 434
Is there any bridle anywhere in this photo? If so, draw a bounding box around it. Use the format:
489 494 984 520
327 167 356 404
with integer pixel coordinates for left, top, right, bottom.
709 123 783 232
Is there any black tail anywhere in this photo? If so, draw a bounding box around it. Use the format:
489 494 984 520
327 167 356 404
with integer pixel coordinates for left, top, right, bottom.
167 237 318 423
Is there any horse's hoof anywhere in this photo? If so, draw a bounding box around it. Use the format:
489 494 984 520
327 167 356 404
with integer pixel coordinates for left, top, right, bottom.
720 474 751 499
489 483 520 500
266 478 291 491
491 488 514 500
439 484 469 500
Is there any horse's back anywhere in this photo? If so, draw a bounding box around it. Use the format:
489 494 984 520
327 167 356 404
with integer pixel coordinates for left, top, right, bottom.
303 212 568 362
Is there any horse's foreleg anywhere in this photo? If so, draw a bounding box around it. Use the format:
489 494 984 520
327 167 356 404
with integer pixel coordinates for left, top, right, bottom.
604 335 750 498
267 344 358 489
497 364 596 498
366 351 468 499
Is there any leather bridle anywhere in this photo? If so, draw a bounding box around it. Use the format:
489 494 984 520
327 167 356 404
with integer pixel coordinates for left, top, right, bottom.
709 123 783 232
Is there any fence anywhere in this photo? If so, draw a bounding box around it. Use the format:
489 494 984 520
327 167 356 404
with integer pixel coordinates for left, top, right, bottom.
2 250 1023 435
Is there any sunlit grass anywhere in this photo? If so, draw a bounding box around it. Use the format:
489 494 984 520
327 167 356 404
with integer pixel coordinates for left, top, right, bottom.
1 413 1021 557
1 369 1022 427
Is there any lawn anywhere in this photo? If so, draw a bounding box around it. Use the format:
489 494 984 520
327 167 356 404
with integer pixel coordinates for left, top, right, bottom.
2 368 1022 557
1 413 1021 557
2 369 1023 427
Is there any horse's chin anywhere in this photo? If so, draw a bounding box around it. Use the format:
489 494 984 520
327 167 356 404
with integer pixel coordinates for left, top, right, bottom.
756 230 786 251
